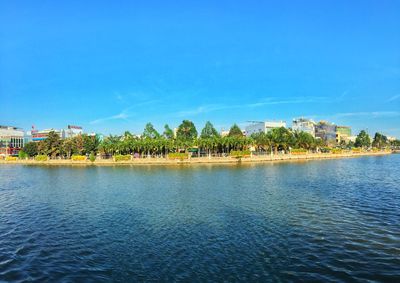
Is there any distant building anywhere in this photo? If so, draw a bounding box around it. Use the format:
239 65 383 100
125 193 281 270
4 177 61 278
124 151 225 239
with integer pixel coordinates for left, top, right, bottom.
32 129 66 142
65 125 83 138
336 126 352 144
245 121 286 137
0 125 24 156
292 118 316 137
220 130 230 137
315 121 337 144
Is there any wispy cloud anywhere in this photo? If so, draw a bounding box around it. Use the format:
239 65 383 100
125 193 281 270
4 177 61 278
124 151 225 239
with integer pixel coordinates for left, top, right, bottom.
387 94 400 102
175 96 328 117
333 111 400 118
90 111 131 125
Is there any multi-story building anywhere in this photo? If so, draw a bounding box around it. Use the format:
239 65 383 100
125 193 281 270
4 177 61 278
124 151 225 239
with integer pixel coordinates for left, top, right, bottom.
336 126 352 144
32 129 66 142
315 121 337 144
0 125 24 156
245 121 286 137
65 125 83 138
292 118 316 137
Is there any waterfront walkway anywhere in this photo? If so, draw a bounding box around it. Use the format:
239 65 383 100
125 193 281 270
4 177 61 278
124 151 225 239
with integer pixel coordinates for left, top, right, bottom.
0 151 392 166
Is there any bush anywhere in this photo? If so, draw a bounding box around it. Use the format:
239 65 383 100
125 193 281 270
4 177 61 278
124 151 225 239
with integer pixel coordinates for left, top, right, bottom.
230 150 251 158
89 152 96 162
351 148 362 153
71 155 86 161
114 154 131 162
291 149 307 155
167 152 189 160
331 148 343 154
35 155 48 161
5 156 18 161
18 150 28 159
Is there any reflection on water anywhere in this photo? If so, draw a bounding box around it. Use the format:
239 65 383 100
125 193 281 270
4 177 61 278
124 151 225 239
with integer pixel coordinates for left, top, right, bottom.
0 155 399 282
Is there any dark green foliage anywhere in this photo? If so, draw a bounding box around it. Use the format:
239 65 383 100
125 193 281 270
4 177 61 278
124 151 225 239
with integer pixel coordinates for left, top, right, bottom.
200 121 220 138
163 124 174 139
23 142 38 157
142 123 160 139
176 120 197 141
228 124 243 137
355 130 371 148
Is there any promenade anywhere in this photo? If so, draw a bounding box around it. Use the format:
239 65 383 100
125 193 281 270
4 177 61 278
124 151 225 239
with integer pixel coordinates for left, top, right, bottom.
0 151 392 166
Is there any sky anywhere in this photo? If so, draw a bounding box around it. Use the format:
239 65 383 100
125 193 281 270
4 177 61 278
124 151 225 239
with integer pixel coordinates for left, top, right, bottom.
1 0 399 137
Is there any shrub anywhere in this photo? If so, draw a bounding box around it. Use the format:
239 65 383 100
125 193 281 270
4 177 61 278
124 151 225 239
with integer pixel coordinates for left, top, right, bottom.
114 154 131 162
230 150 251 158
35 155 48 161
89 152 96 162
18 150 28 159
291 149 307 155
351 148 362 153
5 156 18 161
71 155 86 161
331 148 343 154
167 152 189 160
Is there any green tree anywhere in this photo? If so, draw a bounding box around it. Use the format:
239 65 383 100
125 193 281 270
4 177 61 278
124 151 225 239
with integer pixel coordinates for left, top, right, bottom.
200 121 220 138
46 131 61 158
228 124 243 137
372 132 388 148
83 134 100 154
176 120 197 141
293 131 315 150
268 127 294 154
163 124 174 139
23 142 38 157
355 130 371 148
142 123 160 139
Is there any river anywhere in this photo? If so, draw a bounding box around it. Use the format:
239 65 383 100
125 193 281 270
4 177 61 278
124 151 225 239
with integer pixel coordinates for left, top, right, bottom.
0 155 399 282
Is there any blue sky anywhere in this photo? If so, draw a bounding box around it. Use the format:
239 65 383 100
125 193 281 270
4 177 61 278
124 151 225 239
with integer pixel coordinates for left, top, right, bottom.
1 0 399 137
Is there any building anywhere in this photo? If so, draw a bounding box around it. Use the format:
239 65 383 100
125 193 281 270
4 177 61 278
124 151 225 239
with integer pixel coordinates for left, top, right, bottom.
336 126 352 144
245 121 286 137
0 125 24 156
292 118 316 137
31 128 66 142
65 125 83 138
315 121 337 144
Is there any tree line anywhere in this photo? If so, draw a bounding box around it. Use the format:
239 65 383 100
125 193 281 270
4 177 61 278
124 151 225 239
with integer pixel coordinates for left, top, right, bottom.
20 120 397 159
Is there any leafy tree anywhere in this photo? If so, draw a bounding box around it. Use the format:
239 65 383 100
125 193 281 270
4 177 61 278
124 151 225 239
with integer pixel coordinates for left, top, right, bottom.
23 142 38 157
46 131 61 158
293 131 315 150
163 124 174 139
142 123 160 139
268 127 294 153
228 124 243 137
176 120 197 141
200 121 220 138
83 134 100 154
372 132 388 148
251 132 271 152
355 130 371 148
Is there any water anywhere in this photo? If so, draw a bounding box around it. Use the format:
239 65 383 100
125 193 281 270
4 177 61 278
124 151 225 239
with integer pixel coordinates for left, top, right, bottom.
0 155 399 282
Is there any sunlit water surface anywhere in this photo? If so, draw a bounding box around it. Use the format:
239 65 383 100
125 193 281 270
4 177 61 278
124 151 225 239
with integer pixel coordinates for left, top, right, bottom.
0 155 399 282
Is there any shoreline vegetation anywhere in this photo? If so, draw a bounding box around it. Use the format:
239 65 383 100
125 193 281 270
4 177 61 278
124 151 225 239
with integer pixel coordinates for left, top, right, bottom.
1 151 392 166
6 120 399 167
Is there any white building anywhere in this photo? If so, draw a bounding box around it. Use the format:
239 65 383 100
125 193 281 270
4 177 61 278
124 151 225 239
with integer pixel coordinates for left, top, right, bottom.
245 121 286 137
65 125 83 138
0 125 24 156
292 118 316 137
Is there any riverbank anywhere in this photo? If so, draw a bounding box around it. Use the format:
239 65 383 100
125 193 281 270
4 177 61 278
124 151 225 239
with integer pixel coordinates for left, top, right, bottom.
0 151 392 166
